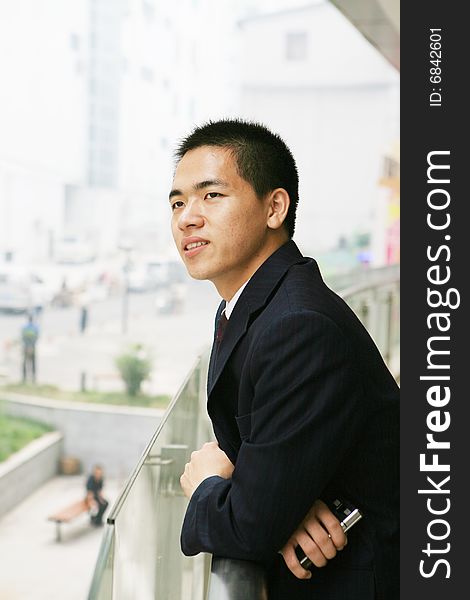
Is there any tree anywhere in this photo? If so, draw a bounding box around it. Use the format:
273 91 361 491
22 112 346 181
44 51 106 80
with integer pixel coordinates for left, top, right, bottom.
115 344 151 396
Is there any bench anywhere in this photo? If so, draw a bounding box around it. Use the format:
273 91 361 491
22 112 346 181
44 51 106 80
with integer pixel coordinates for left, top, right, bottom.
91 372 122 391
48 498 91 542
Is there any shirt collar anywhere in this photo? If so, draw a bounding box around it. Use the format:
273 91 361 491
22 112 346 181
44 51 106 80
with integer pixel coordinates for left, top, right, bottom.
223 280 250 320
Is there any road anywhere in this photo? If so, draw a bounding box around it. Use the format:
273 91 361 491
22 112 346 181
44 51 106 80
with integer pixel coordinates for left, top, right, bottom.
0 279 220 396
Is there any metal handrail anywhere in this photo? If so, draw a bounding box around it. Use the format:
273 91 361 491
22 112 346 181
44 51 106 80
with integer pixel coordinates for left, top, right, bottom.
207 558 268 600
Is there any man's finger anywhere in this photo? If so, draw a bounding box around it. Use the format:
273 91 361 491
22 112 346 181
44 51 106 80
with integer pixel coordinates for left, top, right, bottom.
311 500 347 550
280 543 312 580
300 520 338 560
295 530 329 568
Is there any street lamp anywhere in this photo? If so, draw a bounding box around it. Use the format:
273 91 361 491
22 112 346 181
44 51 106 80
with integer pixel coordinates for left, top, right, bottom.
119 242 133 334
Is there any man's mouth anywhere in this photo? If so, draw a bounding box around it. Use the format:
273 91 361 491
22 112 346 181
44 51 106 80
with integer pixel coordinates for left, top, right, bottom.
184 241 209 251
182 239 210 258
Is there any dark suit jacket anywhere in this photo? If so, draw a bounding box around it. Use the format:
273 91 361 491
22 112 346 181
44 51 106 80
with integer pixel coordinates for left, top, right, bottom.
181 240 399 599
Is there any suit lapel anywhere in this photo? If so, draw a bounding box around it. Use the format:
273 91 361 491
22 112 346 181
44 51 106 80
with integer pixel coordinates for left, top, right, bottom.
207 240 308 397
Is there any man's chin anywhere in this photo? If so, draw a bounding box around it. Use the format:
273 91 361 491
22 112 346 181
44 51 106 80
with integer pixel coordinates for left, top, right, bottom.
183 265 211 281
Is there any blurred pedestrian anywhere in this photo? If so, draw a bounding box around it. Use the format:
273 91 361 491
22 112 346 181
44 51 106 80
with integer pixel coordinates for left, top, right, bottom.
78 290 90 334
79 304 88 334
86 464 109 527
21 314 39 383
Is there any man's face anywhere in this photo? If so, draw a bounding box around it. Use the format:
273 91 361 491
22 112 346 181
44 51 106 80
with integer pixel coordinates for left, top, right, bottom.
170 145 277 298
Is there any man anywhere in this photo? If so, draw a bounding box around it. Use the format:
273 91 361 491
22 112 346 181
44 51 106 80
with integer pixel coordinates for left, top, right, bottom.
171 119 399 598
21 314 39 383
86 465 109 527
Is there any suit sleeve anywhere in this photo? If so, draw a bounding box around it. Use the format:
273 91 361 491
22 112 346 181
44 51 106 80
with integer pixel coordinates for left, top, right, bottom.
181 311 368 562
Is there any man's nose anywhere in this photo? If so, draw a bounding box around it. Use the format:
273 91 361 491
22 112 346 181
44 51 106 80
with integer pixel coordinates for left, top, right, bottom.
177 199 204 230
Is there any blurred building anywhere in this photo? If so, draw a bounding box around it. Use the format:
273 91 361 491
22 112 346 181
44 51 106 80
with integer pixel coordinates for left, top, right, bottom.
0 0 240 264
0 0 398 267
371 140 400 266
237 1 399 261
117 0 240 252
0 0 87 264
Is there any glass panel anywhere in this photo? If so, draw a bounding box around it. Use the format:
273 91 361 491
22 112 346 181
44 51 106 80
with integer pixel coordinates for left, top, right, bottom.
88 525 115 600
89 350 213 600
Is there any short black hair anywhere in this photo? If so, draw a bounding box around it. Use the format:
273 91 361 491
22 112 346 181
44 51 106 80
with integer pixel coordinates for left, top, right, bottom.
174 119 299 238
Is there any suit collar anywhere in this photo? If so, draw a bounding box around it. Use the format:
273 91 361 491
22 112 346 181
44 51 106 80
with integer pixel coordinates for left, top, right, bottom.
207 239 307 397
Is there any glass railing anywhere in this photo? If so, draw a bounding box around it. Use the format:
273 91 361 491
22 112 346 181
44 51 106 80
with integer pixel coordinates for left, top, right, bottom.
88 350 213 600
339 267 400 379
207 558 268 600
88 265 399 600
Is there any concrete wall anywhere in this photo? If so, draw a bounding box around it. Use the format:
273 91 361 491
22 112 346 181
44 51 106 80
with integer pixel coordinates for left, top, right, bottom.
0 431 63 518
1 393 164 479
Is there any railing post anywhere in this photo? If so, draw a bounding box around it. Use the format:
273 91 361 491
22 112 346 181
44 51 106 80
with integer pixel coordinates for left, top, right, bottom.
359 296 369 328
383 289 394 366
149 444 189 599
207 557 268 600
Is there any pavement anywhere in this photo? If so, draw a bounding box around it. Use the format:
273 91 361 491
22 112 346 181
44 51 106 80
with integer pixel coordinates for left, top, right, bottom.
0 475 125 600
0 278 219 397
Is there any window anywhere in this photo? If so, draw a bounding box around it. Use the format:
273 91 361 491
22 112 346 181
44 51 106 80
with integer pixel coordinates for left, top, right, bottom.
286 32 308 61
142 1 155 20
141 67 154 82
70 33 80 51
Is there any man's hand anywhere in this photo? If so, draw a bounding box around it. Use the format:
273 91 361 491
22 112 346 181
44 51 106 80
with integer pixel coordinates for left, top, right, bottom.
280 500 347 580
180 441 235 499
86 492 96 510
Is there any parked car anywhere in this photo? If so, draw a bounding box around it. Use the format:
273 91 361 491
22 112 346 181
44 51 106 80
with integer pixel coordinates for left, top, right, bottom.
155 283 186 314
55 235 96 264
128 257 187 293
0 267 55 313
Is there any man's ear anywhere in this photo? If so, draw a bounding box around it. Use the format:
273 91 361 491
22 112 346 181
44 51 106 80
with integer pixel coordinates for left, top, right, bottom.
267 188 290 231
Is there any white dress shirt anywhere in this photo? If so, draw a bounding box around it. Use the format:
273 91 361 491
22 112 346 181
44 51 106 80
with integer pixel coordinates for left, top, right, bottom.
223 280 250 320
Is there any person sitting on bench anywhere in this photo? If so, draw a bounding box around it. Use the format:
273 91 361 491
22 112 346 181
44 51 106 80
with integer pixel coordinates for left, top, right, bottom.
86 464 109 527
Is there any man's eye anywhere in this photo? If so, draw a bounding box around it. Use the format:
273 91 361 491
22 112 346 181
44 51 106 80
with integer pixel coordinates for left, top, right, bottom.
206 192 222 199
171 201 184 211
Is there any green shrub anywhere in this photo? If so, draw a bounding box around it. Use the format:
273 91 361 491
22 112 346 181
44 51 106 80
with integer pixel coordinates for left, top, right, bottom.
0 414 51 462
115 344 152 396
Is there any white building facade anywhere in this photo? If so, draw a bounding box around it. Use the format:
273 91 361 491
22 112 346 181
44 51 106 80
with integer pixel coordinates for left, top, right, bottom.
237 1 399 261
0 0 398 267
